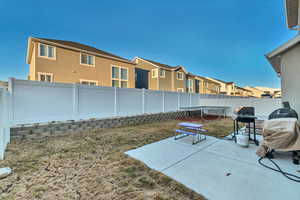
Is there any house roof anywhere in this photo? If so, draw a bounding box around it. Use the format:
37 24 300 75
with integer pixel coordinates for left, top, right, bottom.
244 86 264 92
207 77 233 85
236 86 251 92
265 34 300 73
27 37 135 64
135 57 188 73
142 58 177 70
285 0 299 29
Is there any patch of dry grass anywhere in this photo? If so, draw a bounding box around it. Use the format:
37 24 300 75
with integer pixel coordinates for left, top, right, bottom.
0 118 233 200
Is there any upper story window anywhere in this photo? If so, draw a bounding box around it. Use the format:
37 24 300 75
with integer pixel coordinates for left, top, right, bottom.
187 79 193 93
80 53 94 66
39 43 56 59
159 69 166 78
177 72 183 80
38 72 53 82
112 66 128 88
152 69 158 78
80 79 97 86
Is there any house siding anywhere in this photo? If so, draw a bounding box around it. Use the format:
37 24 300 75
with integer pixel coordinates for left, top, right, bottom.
30 41 136 88
135 58 158 90
281 44 300 117
159 69 173 91
173 69 186 92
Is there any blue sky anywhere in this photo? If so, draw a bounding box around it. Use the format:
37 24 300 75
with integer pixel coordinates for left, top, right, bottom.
0 0 297 88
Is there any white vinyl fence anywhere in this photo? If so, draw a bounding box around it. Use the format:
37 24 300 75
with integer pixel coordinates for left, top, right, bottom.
0 78 282 159
0 87 10 160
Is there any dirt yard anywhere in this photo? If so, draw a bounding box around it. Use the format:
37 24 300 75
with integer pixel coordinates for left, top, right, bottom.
0 118 233 200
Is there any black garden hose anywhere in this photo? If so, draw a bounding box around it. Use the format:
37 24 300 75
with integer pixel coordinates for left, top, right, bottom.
258 157 300 183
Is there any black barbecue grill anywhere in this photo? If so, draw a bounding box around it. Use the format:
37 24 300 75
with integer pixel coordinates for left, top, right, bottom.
233 107 259 145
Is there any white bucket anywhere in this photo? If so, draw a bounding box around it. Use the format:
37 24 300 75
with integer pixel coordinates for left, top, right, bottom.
236 134 249 147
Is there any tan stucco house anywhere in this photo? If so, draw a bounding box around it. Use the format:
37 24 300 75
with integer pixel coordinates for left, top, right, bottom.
235 86 252 97
193 75 221 94
205 77 236 95
133 57 188 92
243 86 264 98
26 37 137 88
26 37 227 95
266 0 300 115
134 57 221 94
0 81 8 88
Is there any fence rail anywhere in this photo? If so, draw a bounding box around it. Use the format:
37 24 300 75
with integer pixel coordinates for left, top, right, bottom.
0 78 282 159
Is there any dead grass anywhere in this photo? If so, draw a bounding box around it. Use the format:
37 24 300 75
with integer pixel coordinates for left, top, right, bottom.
0 118 233 200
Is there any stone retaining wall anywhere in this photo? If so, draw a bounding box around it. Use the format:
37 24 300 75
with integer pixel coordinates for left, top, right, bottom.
11 111 201 139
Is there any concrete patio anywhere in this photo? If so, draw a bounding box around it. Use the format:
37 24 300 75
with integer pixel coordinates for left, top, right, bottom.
125 134 300 200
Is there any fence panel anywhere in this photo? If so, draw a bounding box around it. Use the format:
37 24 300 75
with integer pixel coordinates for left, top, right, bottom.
118 88 143 116
78 85 115 119
145 90 163 113
164 91 180 112
179 93 190 108
12 80 74 124
191 93 200 107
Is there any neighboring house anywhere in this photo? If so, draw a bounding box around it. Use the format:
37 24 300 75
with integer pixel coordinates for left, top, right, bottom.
235 86 252 97
0 81 8 88
133 57 188 92
194 75 221 94
274 90 282 98
26 37 136 88
205 77 236 95
254 87 281 97
266 0 300 114
244 86 265 98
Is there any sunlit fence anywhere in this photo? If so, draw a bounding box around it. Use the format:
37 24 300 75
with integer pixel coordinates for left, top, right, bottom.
0 87 10 160
0 78 282 159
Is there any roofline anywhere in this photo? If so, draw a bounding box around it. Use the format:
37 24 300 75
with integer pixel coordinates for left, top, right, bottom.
236 86 251 92
134 57 162 69
195 76 221 84
175 66 188 74
265 34 300 73
206 77 234 85
266 34 300 58
135 57 189 73
28 37 136 65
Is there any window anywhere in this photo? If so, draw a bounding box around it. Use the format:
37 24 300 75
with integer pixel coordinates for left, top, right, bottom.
152 69 158 78
38 72 53 82
80 53 94 66
177 88 184 92
187 79 193 93
159 69 166 78
111 66 128 88
80 79 97 86
39 43 56 59
177 72 183 80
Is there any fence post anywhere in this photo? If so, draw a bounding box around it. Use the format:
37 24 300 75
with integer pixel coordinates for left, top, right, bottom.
142 88 145 114
72 83 79 120
8 78 14 125
0 87 10 160
162 91 165 112
114 87 118 116
177 92 180 110
0 88 4 160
